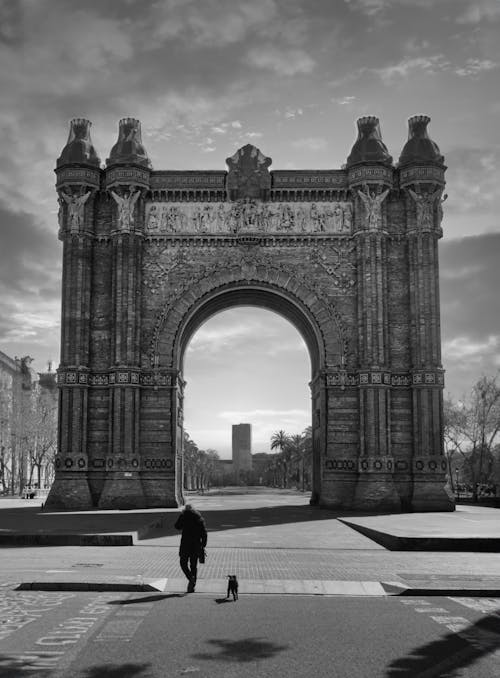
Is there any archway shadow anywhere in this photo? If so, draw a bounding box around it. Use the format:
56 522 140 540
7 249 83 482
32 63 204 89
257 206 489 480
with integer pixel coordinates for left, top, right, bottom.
141 503 328 540
385 612 500 676
140 500 386 541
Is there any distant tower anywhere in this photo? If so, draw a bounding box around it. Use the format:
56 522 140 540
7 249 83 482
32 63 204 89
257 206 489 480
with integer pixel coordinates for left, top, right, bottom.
232 424 252 480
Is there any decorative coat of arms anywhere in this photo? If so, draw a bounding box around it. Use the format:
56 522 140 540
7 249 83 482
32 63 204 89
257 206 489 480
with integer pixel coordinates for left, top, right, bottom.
226 144 272 201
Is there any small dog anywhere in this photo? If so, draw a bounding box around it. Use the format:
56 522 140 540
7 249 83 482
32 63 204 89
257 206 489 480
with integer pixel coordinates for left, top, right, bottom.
226 575 239 601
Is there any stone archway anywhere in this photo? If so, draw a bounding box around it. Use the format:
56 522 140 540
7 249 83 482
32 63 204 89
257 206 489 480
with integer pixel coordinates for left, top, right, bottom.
46 115 454 513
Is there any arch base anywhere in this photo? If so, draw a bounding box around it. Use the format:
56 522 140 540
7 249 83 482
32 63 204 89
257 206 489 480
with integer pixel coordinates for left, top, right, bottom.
45 474 93 510
411 478 455 512
352 475 402 512
142 474 180 508
97 473 146 510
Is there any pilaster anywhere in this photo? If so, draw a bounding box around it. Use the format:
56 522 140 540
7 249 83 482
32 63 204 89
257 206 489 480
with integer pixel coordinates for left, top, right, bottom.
97 163 150 508
400 127 453 511
350 164 400 511
45 144 100 510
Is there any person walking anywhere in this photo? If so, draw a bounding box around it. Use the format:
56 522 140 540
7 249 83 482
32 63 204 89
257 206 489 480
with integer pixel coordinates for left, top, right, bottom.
174 503 207 593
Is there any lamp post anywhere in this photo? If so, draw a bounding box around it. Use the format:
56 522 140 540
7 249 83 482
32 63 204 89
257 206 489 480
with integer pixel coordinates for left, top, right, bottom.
455 467 460 501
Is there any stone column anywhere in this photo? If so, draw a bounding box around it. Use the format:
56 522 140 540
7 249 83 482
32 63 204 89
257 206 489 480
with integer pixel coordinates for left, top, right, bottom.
399 115 454 511
46 119 101 509
320 370 359 508
349 164 400 511
139 369 179 507
97 168 149 508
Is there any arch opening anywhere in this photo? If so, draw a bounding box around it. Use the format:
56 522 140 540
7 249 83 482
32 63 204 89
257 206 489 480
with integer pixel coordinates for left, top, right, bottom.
173 285 326 503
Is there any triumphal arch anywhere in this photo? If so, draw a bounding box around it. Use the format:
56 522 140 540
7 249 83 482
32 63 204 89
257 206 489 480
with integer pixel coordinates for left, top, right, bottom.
46 114 454 512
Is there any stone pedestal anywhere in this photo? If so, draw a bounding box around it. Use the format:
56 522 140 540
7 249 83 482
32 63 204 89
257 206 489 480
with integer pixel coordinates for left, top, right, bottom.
45 474 93 510
98 473 146 509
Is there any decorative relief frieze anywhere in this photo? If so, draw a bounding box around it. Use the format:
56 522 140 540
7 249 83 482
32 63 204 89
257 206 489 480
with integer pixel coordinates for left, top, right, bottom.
59 370 172 387
324 371 435 388
399 165 445 188
348 165 393 186
325 371 358 389
55 166 101 189
272 171 347 188
324 458 357 472
411 371 444 386
145 200 353 235
105 166 150 188
413 456 447 474
150 172 226 189
358 456 395 473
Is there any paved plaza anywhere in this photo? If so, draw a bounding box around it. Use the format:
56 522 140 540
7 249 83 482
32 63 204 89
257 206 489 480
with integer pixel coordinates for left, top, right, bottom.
1 489 500 597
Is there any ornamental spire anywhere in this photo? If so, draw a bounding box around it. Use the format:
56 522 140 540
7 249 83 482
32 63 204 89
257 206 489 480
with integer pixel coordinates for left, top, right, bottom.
57 118 100 168
346 116 392 167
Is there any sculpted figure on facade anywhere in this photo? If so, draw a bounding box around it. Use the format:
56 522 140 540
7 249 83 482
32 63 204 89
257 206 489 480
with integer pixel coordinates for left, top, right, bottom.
342 202 353 232
357 185 390 230
408 187 443 229
437 192 448 227
147 205 160 232
60 190 91 231
226 144 272 200
110 188 140 231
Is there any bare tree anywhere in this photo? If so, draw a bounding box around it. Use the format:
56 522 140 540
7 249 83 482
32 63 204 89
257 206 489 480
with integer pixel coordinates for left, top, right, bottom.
444 375 500 499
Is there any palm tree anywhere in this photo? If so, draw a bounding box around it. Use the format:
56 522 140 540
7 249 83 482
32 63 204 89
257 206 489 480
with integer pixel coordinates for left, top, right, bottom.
288 434 304 489
270 430 291 487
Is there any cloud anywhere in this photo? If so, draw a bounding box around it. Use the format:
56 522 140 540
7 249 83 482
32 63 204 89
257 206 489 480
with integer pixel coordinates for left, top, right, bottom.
219 408 309 420
440 233 500 394
456 0 500 23
443 335 499 362
455 58 498 76
291 137 328 151
150 0 278 48
374 55 450 82
332 96 356 105
444 147 500 222
0 200 61 371
246 46 315 76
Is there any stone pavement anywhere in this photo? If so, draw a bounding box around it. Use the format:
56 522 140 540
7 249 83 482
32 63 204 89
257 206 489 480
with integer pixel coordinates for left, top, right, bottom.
1 490 500 596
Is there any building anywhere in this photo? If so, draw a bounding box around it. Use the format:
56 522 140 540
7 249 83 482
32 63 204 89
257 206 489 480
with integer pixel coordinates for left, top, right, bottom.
0 352 57 494
48 115 453 512
232 424 252 481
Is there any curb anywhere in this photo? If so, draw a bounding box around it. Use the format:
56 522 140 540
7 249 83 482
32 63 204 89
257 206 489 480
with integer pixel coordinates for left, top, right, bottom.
381 582 500 597
12 578 500 597
339 520 500 552
16 578 167 592
0 534 133 547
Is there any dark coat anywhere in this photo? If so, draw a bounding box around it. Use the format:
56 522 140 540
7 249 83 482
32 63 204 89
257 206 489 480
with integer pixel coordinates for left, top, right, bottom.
175 508 207 555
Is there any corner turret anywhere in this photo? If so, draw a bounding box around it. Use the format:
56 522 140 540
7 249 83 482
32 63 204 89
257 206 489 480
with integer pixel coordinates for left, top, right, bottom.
346 116 392 167
106 118 152 168
56 119 100 168
399 115 444 167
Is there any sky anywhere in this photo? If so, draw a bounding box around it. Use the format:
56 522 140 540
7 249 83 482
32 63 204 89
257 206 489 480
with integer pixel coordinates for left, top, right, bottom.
0 0 499 457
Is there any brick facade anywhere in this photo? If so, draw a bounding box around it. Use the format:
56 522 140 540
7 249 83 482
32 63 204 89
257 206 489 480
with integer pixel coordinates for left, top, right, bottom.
46 115 454 512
